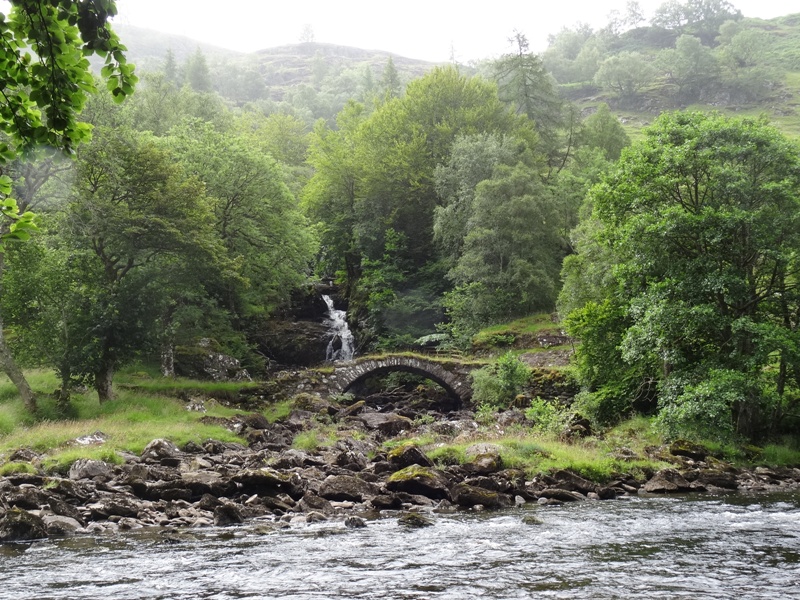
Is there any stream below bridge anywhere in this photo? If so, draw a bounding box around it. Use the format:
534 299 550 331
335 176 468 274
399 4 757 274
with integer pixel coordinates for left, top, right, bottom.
2 492 800 599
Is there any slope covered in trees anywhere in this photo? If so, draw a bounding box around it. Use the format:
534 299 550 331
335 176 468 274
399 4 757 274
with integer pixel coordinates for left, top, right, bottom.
3 0 800 445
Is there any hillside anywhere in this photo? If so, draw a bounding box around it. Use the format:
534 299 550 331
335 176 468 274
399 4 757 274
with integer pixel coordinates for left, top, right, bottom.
552 13 800 139
112 12 800 136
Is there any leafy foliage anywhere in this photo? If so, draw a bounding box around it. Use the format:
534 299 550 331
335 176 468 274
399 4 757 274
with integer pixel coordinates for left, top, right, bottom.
562 111 800 441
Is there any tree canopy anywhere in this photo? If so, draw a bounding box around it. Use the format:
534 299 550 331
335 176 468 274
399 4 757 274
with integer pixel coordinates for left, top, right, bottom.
562 112 800 441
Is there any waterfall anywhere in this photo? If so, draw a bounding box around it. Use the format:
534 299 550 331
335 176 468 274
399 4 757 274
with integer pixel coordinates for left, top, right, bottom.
323 295 354 362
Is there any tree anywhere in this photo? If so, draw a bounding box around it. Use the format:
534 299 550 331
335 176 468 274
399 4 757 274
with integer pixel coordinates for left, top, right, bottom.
594 52 657 104
493 32 564 158
579 104 631 161
163 48 179 85
62 126 221 401
562 112 800 440
445 160 562 331
168 121 317 318
0 0 136 411
658 34 719 102
185 48 212 93
380 56 402 99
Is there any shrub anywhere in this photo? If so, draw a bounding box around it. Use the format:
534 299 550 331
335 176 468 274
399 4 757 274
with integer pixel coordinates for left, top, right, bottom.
471 352 531 408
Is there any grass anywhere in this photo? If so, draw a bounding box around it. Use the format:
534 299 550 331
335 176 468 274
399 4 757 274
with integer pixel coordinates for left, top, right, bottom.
473 314 559 346
0 370 247 472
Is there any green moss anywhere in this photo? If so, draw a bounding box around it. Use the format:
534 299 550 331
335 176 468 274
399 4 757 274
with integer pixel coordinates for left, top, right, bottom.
387 465 435 483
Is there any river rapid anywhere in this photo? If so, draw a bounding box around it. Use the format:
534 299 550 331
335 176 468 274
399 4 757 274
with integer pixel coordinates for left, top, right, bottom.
2 492 799 600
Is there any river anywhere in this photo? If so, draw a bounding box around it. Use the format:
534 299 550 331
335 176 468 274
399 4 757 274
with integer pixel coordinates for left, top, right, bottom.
2 492 799 599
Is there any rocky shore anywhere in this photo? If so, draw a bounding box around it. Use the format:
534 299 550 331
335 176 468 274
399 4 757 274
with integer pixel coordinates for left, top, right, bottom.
2 395 800 543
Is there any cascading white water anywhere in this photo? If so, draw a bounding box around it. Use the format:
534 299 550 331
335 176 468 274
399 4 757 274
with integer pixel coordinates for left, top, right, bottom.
323 294 354 362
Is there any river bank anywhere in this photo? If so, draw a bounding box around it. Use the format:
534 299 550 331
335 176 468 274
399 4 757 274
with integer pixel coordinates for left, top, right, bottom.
2 387 799 542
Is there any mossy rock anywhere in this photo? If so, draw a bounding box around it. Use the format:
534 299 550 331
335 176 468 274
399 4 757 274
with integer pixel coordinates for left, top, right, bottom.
669 439 709 462
397 512 434 528
451 483 511 509
386 465 451 500
387 444 434 469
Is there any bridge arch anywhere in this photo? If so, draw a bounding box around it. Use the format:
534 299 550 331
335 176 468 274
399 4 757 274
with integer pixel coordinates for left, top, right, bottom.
332 356 472 404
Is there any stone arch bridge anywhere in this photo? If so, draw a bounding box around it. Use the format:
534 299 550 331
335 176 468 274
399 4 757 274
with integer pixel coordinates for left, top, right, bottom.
330 355 473 404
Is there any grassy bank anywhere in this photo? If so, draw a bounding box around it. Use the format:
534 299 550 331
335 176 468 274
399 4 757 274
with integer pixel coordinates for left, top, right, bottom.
1 369 799 481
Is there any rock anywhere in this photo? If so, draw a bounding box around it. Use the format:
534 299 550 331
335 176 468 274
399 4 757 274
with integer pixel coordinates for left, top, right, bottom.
213 503 244 526
522 515 544 525
669 440 709 462
386 466 452 501
244 413 270 430
465 443 503 459
68 459 114 481
299 493 334 515
272 449 320 469
43 515 84 535
232 468 305 499
387 444 434 470
318 475 380 503
0 508 47 542
344 516 367 528
696 469 739 490
464 453 503 475
538 488 586 502
334 450 368 471
642 468 698 494
176 338 251 381
451 483 512 509
48 498 86 525
8 448 40 463
370 494 404 510
141 439 181 462
550 470 599 495
337 401 366 419
5 485 47 510
359 412 413 436
397 512 434 528
87 498 140 520
306 511 329 523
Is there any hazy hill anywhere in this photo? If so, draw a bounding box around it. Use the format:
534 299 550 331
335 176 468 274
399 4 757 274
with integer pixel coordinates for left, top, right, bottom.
112 15 800 138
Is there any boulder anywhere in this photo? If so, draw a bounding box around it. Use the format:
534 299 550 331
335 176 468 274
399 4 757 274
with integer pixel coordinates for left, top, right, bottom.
387 444 434 470
232 468 304 499
141 439 181 462
451 483 512 509
550 470 599 495
386 466 452 501
0 508 47 542
213 503 244 526
43 515 84 536
48 498 86 525
5 485 48 510
68 459 114 481
539 488 586 502
669 440 709 462
464 453 503 475
298 492 334 515
344 516 367 528
642 468 699 494
397 512 434 528
696 469 739 490
359 412 413 436
318 475 380 503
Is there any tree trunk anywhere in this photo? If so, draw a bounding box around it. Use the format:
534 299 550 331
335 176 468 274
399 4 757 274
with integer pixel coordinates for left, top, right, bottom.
161 342 175 378
0 252 36 412
0 330 37 412
95 362 115 403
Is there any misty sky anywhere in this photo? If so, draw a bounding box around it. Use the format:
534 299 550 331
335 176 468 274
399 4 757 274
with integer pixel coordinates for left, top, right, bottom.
112 0 799 62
